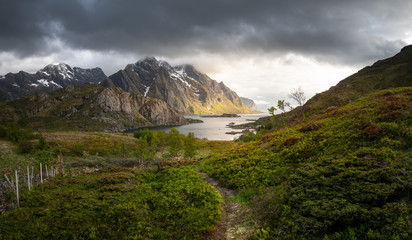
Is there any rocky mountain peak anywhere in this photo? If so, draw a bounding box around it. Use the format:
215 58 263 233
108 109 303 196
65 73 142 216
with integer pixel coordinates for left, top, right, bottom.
0 63 106 102
101 58 258 114
38 63 75 80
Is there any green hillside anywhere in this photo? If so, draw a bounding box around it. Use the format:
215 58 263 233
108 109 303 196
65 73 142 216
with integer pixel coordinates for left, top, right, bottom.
255 45 412 130
202 87 412 239
305 45 412 115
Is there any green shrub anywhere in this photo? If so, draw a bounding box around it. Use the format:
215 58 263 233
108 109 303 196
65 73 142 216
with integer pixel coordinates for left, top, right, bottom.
0 166 222 239
18 139 34 153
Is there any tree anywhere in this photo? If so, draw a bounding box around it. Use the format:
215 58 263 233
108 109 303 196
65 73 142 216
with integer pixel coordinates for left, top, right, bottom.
167 128 184 158
184 132 197 158
289 87 306 106
268 106 277 122
135 136 156 162
277 100 293 113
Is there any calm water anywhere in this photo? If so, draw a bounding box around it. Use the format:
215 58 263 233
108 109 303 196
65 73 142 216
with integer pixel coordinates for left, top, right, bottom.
139 114 269 141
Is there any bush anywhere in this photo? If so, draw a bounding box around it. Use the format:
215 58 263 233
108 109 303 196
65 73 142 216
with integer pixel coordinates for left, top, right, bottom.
18 139 34 153
0 166 222 239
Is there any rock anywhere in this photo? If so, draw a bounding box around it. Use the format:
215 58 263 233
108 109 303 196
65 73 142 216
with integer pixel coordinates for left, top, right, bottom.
101 58 256 114
0 84 188 132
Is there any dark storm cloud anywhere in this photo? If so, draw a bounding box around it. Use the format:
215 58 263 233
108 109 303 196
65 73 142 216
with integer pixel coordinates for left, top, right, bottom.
0 0 410 64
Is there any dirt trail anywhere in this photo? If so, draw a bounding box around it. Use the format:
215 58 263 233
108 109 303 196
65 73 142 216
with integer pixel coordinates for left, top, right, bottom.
200 173 255 240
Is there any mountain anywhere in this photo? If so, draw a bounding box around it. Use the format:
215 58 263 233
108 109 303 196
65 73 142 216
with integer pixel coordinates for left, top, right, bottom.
0 63 106 102
101 57 256 114
0 84 187 132
240 97 260 112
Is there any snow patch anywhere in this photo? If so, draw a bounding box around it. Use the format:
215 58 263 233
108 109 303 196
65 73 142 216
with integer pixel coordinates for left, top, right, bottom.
144 85 151 97
0 75 5 80
29 79 62 88
50 80 63 88
39 71 50 76
38 79 50 87
170 69 193 88
12 83 20 88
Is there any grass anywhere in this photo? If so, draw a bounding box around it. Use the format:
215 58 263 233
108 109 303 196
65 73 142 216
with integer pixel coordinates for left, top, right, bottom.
0 140 32 174
201 87 412 239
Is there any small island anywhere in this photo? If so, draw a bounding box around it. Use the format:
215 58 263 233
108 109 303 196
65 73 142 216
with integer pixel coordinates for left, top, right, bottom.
200 113 241 118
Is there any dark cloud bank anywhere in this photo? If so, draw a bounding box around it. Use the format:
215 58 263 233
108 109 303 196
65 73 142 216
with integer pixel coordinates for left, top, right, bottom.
0 0 410 67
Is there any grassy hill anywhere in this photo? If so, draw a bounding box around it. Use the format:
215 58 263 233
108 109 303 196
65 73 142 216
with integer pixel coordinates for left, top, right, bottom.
202 87 412 239
305 45 412 115
254 45 412 130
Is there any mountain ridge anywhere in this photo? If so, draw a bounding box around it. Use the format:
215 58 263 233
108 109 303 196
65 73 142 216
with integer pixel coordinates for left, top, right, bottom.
253 44 412 128
0 84 187 132
101 57 258 114
0 63 106 102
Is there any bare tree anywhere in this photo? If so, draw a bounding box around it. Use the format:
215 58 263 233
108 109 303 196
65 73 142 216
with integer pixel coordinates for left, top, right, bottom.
289 87 306 106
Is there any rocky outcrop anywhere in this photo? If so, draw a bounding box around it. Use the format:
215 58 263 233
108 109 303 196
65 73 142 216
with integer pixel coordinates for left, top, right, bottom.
95 87 186 128
101 57 258 114
240 97 260 112
0 84 187 132
0 63 106 102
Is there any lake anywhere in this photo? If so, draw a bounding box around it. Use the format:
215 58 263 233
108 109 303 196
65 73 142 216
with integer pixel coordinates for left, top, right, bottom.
136 114 269 141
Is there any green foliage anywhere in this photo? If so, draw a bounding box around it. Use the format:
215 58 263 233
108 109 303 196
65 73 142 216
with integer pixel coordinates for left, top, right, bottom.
203 87 412 239
133 128 155 142
34 150 56 166
37 133 47 150
0 124 35 143
135 136 156 161
17 138 34 153
0 124 48 154
167 128 184 157
184 132 197 158
0 166 221 239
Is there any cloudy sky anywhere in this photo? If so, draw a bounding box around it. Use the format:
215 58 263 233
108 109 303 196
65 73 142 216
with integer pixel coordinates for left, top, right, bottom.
1 0 411 110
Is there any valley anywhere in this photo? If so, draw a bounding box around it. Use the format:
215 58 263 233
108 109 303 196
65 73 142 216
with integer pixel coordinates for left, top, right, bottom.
0 46 411 239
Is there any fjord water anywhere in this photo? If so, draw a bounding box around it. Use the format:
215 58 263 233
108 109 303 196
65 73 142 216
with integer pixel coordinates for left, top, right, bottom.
145 114 269 141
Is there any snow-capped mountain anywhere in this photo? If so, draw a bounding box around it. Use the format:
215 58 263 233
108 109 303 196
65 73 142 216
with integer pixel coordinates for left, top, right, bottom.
101 57 257 114
0 63 106 101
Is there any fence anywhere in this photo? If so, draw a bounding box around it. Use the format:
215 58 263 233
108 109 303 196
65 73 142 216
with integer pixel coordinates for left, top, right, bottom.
2 163 59 209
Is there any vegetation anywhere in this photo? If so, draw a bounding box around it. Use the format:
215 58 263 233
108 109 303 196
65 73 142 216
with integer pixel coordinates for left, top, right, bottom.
1 47 411 239
289 86 306 107
0 166 222 239
202 87 412 239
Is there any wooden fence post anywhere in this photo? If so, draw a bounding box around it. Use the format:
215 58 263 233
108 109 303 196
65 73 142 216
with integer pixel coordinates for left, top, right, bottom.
46 165 49 179
40 163 43 183
4 174 15 191
15 170 19 207
27 166 31 191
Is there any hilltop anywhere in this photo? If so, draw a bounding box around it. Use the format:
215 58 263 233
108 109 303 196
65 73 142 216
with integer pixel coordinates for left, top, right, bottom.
255 45 412 129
